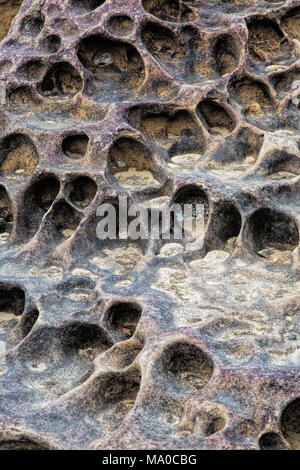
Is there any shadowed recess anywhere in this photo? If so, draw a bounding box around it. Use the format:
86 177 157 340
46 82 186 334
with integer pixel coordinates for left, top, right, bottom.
230 76 273 115
108 137 158 187
47 200 82 240
197 100 235 136
70 366 142 434
21 175 60 241
173 185 209 218
105 301 142 340
19 308 39 339
69 176 97 208
0 133 38 175
77 35 145 100
41 62 83 97
17 59 44 80
108 15 133 36
270 67 300 95
61 322 112 359
282 7 300 40
8 85 40 110
213 34 240 76
247 17 286 61
0 284 25 316
141 22 209 83
62 134 89 159
41 34 61 53
20 13 44 37
259 432 287 450
246 208 299 253
142 0 179 22
31 176 60 211
281 398 300 450
207 201 242 250
156 341 214 393
0 185 13 236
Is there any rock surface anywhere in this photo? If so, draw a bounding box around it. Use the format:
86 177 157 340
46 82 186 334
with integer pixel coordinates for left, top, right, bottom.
0 0 299 450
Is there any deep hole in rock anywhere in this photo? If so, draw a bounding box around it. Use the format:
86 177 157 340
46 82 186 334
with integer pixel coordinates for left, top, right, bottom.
77 35 145 98
197 100 235 136
0 185 13 236
42 34 61 53
178 25 208 77
128 107 196 143
61 322 111 359
62 134 89 159
214 34 239 76
31 175 60 211
21 175 60 241
8 86 39 109
264 151 300 179
230 77 273 115
204 415 226 436
209 202 242 248
0 133 38 175
41 62 83 98
105 302 142 339
246 208 299 253
69 0 106 15
142 0 179 22
108 137 158 187
49 201 82 239
141 22 179 62
172 185 209 239
0 284 25 316
21 14 44 37
247 18 285 61
108 15 133 36
158 341 214 392
141 22 201 83
69 176 97 208
166 110 205 157
128 106 205 163
0 0 23 42
281 398 300 450
282 7 300 40
259 432 287 450
270 68 300 95
17 59 44 80
142 22 210 82
173 185 209 214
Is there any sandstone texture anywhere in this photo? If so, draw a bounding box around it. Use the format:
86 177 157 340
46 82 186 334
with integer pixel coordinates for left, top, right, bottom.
0 0 299 450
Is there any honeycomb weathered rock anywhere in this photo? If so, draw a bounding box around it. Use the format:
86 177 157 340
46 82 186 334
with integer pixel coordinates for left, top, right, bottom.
0 0 299 450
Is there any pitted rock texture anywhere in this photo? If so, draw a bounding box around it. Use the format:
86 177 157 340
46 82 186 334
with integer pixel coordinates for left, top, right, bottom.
0 0 299 451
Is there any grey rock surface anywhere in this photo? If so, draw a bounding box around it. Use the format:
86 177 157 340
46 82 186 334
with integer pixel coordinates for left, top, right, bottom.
0 0 299 450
